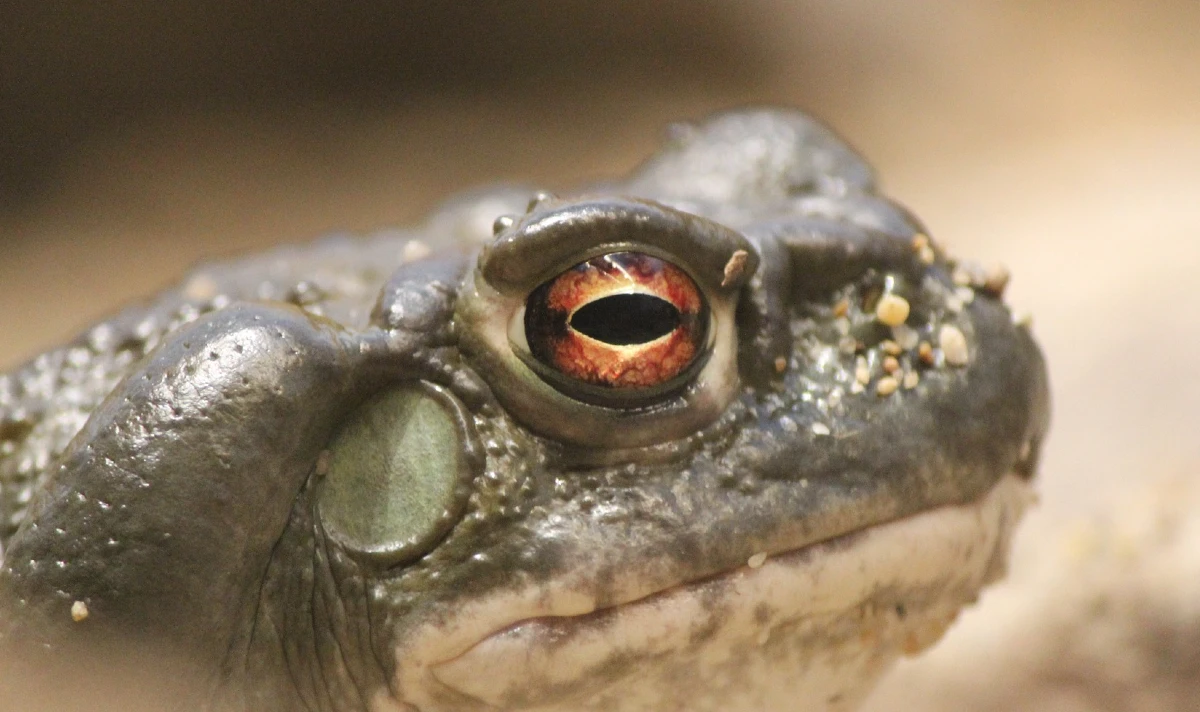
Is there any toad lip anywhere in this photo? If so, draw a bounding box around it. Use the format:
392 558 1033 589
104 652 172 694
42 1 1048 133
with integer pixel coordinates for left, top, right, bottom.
396 474 1033 712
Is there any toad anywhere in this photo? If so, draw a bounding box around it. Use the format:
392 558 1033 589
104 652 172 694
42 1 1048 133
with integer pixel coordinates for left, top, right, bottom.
0 109 1048 711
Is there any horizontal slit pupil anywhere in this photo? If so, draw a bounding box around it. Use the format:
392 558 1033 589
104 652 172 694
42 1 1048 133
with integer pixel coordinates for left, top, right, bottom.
570 294 680 345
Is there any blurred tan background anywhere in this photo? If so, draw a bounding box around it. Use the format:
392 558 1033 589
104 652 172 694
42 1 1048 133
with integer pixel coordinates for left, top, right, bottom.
3 2 1200 709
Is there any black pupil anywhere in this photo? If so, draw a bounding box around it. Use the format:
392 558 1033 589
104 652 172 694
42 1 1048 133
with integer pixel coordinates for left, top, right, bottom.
570 294 681 345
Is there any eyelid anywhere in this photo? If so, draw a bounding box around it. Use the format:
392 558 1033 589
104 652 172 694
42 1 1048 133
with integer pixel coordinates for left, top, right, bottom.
480 197 758 298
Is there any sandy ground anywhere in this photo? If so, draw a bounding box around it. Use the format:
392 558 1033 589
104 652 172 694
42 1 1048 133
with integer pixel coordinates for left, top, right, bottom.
2 2 1199 709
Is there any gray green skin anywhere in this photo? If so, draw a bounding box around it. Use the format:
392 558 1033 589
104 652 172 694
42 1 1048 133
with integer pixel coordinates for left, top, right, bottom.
0 109 1049 710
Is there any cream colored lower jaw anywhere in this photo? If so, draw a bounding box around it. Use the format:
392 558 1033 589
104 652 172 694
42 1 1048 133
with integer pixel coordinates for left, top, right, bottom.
389 474 1033 712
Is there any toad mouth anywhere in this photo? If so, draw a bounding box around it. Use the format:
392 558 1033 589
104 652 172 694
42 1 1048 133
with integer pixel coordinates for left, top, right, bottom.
395 474 1032 711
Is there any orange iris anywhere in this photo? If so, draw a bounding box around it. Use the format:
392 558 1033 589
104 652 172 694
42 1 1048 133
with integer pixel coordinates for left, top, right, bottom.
524 252 708 390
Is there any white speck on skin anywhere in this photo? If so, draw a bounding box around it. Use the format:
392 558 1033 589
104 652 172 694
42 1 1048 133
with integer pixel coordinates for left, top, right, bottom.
939 325 970 366
875 294 910 327
71 600 88 622
855 356 871 385
911 234 934 266
811 423 831 436
748 552 768 569
892 324 919 350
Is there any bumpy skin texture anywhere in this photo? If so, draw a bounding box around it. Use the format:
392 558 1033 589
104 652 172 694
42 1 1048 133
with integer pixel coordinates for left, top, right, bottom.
0 109 1049 711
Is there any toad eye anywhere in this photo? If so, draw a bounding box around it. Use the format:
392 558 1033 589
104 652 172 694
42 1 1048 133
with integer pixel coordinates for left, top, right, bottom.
458 197 756 448
517 252 711 404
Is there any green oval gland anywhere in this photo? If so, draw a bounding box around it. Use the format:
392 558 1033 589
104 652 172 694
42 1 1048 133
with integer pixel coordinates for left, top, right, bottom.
319 384 468 564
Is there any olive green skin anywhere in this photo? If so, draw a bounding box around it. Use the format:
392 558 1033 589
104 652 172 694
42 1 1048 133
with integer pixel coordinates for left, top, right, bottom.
0 109 1049 710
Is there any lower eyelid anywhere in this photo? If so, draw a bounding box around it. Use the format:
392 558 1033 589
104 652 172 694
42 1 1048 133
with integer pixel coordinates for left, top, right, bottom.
508 306 530 353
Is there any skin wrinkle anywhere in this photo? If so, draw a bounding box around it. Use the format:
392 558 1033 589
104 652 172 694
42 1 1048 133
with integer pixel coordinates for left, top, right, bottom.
266 592 304 712
302 536 333 712
363 575 400 705
246 469 332 712
224 499 284 697
339 549 378 695
280 539 319 712
314 523 371 711
237 558 270 708
309 556 338 712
